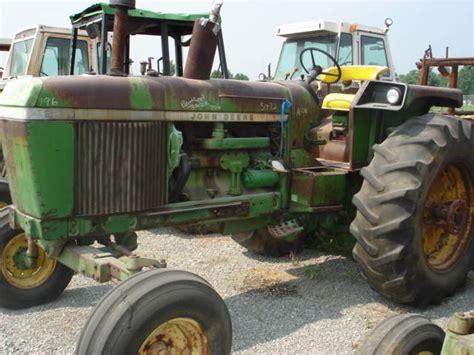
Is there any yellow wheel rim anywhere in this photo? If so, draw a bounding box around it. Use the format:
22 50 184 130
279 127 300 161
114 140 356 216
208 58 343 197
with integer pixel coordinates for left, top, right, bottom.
138 318 208 355
422 164 472 271
1 233 56 289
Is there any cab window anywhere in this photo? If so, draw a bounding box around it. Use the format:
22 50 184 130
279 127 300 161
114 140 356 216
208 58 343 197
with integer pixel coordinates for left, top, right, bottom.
8 39 34 77
97 42 112 74
338 33 353 66
40 37 89 76
274 35 337 80
361 35 388 67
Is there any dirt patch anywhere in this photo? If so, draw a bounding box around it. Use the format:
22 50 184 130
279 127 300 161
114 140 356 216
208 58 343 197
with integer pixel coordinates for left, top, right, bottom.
196 235 230 247
354 303 401 330
235 267 300 297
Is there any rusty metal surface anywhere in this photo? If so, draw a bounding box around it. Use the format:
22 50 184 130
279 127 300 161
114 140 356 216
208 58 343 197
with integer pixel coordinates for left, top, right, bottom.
307 117 350 163
75 121 167 216
110 0 136 8
277 81 320 149
421 57 474 67
183 20 218 80
110 6 129 74
31 75 291 114
416 49 473 115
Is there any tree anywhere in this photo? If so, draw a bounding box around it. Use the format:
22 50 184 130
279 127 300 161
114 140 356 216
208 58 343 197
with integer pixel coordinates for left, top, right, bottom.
399 69 420 84
458 66 474 95
399 68 448 87
211 69 249 80
211 69 224 79
233 73 249 81
169 61 176 76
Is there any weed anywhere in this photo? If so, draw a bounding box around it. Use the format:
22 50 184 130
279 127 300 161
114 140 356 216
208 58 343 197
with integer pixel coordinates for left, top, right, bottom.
303 265 321 280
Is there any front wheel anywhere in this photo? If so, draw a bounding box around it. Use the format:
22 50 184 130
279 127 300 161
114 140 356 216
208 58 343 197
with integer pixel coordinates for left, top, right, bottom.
356 314 445 355
0 209 74 309
352 114 474 305
76 269 232 355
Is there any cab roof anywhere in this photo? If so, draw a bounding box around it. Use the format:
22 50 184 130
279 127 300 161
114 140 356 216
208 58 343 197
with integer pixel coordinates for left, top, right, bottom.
276 20 386 38
70 3 207 26
70 3 208 37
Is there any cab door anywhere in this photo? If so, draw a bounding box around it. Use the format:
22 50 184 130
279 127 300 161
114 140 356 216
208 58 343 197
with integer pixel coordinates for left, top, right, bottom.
355 31 395 81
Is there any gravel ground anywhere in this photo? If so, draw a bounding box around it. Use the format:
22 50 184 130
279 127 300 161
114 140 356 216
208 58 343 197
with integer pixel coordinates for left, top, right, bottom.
1 228 473 354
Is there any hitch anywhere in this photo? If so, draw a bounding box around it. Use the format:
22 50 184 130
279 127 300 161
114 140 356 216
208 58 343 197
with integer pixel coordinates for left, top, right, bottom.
57 242 166 283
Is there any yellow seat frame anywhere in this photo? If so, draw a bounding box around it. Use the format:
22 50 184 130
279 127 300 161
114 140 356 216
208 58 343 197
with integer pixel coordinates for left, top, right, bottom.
321 66 389 111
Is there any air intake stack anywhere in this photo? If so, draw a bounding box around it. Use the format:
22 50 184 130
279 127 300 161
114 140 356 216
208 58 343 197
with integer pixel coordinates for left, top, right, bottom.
184 3 223 80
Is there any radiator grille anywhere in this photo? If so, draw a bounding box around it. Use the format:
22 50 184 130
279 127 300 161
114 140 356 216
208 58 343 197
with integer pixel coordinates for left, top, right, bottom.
75 121 167 216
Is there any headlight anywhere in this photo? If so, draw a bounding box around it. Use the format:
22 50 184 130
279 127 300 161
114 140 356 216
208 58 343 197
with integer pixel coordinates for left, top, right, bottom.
386 87 402 105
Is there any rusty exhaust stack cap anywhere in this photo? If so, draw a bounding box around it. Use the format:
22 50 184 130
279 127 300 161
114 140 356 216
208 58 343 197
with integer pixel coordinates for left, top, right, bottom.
183 2 223 80
201 2 223 35
110 0 136 9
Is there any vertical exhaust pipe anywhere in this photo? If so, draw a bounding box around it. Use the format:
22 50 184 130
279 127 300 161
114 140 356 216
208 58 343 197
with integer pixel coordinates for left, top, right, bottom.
109 0 135 75
184 3 223 80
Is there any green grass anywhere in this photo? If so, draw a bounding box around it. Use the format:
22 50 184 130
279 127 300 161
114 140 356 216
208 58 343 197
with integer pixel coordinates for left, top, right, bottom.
459 104 474 112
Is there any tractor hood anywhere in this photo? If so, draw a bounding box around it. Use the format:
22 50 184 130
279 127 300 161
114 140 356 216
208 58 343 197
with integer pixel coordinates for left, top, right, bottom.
0 75 305 123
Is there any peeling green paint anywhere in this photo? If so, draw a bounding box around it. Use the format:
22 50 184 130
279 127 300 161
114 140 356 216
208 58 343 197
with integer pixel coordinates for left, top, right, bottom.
129 77 153 109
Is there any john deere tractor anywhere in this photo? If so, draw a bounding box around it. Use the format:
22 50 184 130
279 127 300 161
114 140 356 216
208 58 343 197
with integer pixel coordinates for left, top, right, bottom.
357 311 474 355
0 0 472 353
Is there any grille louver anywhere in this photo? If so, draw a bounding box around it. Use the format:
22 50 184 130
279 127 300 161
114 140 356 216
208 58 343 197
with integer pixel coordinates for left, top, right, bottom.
75 121 167 216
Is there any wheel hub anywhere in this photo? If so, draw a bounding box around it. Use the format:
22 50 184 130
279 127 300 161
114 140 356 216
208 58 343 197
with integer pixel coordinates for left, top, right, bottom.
12 246 29 270
1 233 56 288
138 318 208 355
422 164 472 271
428 199 469 236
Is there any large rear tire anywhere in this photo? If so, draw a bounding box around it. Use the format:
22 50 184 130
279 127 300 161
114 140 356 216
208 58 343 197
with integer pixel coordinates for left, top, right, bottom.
76 269 232 355
352 114 473 305
356 313 445 355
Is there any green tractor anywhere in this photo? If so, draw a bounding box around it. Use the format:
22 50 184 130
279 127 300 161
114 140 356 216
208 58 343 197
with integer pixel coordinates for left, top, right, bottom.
357 311 474 355
0 3 229 205
0 0 472 353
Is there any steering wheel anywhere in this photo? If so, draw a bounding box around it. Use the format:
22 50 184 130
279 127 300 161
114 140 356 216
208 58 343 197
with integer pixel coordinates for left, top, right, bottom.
299 47 342 83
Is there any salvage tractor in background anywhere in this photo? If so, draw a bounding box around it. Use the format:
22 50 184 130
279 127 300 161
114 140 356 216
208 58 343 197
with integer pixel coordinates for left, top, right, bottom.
0 0 472 353
0 25 97 91
272 18 396 81
357 311 474 355
0 25 97 200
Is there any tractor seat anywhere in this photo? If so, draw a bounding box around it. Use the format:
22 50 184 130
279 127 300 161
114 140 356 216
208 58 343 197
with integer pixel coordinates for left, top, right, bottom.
321 66 389 111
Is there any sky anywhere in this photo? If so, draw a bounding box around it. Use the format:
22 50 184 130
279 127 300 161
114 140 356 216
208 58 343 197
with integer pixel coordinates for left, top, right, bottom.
0 0 472 79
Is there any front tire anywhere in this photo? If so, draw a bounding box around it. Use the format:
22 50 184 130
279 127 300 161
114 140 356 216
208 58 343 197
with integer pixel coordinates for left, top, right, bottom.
76 269 232 355
356 313 445 355
0 209 74 309
352 114 474 305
